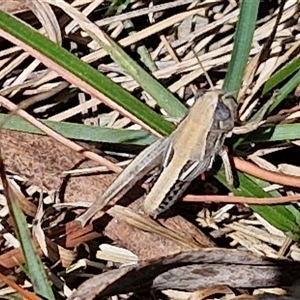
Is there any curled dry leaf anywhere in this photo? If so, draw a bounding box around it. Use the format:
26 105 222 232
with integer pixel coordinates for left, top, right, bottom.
68 249 300 300
57 245 77 268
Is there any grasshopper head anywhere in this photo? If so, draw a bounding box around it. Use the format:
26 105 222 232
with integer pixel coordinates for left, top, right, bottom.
213 91 237 121
221 92 237 118
213 91 237 132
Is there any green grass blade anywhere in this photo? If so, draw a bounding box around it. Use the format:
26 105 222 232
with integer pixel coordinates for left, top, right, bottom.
220 0 300 241
54 3 187 119
250 204 300 241
267 68 300 113
263 56 300 95
0 113 156 146
262 57 300 95
93 32 187 118
235 123 300 145
0 10 173 136
215 170 300 241
223 0 260 95
1 181 55 299
5 113 300 149
12 203 55 298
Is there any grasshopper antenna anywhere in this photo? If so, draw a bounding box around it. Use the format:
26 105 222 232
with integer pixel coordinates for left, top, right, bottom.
192 49 215 90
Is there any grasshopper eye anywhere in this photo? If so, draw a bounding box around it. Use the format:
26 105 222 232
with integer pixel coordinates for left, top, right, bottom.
214 101 231 121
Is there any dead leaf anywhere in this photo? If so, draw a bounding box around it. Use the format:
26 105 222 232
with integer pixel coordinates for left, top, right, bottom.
104 198 215 260
0 129 117 205
68 249 300 300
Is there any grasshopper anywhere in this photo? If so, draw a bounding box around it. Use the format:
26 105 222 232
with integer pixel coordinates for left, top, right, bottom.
76 87 237 226
143 90 236 217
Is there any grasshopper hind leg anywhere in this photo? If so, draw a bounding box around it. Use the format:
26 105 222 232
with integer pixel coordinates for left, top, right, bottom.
149 180 190 218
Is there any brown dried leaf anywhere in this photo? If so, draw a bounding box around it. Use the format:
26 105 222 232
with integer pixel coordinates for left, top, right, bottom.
104 198 215 260
0 129 116 205
107 206 201 249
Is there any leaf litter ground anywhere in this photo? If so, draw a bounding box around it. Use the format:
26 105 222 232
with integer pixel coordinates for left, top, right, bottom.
0 1 300 299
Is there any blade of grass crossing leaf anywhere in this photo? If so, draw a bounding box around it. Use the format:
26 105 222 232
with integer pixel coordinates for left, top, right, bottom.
223 0 260 96
0 113 157 146
0 159 55 299
0 10 173 136
215 170 300 242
